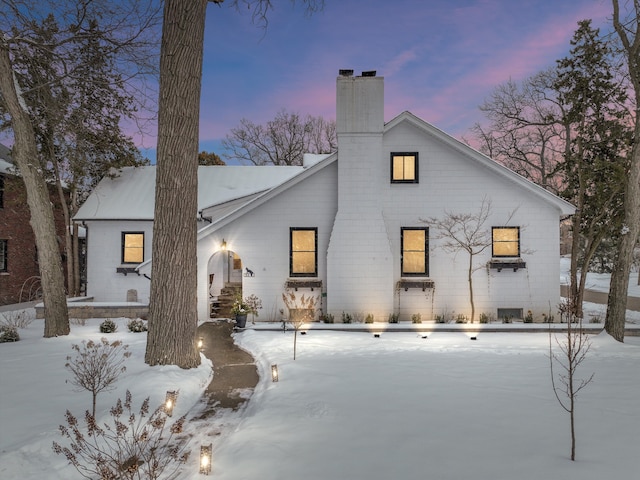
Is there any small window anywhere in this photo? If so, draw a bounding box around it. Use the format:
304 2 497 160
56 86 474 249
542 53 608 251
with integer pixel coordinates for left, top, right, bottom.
290 228 317 277
401 227 428 276
492 227 520 257
391 152 418 183
0 240 7 272
122 232 144 264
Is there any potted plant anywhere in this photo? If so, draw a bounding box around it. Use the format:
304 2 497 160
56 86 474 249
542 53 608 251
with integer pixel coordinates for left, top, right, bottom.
231 297 251 328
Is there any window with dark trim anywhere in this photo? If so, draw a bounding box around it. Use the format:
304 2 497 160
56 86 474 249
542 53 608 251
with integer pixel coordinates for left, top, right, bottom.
401 227 428 276
492 227 520 257
122 232 144 264
290 228 317 277
0 174 4 208
0 239 7 272
390 152 419 183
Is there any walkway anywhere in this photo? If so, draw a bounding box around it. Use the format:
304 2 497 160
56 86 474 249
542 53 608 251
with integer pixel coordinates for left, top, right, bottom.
195 320 259 418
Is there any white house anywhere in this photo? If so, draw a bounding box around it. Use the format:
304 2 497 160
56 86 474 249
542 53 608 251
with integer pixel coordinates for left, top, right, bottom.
75 71 574 323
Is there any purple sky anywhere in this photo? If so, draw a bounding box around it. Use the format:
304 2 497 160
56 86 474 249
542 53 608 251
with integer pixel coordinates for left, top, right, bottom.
136 0 613 163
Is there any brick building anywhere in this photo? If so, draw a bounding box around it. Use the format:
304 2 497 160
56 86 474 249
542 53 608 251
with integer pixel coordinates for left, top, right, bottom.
0 144 69 305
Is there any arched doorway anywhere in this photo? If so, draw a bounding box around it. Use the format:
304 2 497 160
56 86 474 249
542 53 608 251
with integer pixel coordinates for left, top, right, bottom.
207 250 243 318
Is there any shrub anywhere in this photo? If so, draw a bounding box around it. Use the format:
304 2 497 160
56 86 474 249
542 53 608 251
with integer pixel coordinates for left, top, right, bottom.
388 313 399 323
353 312 365 323
65 338 131 417
53 390 190 480
127 319 148 333
502 315 513 324
411 313 422 324
455 314 468 324
0 309 34 329
100 319 117 333
479 313 489 324
365 313 374 324
434 314 446 324
321 313 334 324
524 310 534 323
0 325 20 343
342 312 353 324
589 314 601 324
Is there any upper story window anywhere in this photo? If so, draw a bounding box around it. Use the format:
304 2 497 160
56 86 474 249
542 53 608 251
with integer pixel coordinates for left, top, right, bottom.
290 228 317 277
0 175 4 208
492 227 520 257
391 152 419 183
122 232 144 264
0 240 7 272
401 227 428 276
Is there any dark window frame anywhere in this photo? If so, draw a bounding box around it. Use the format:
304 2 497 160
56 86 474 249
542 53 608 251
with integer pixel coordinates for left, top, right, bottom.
401 227 429 276
289 227 318 277
390 152 419 184
492 226 520 258
121 231 145 264
0 239 7 272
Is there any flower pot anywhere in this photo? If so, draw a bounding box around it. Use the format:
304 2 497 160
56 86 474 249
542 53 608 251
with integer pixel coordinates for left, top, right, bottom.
235 314 248 329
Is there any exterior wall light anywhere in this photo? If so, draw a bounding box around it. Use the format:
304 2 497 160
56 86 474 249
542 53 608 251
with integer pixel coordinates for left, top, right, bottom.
200 444 212 475
220 239 227 251
271 364 279 382
164 390 178 417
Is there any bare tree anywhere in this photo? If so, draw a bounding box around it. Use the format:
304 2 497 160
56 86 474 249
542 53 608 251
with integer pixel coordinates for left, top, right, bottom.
606 0 640 342
549 297 594 461
65 338 131 418
282 290 317 360
423 198 495 323
222 109 336 165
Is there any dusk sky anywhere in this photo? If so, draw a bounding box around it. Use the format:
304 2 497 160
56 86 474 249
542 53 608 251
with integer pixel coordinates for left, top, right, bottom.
135 0 613 163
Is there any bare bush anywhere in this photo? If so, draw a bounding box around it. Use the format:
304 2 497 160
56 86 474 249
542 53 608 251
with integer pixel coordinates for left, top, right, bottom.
0 309 35 329
65 338 131 417
53 390 190 480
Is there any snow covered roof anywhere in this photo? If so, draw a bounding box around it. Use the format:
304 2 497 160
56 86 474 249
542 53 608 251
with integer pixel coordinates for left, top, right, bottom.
74 165 305 221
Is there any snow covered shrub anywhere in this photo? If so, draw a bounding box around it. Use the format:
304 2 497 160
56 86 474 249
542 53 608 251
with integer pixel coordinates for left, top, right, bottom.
524 310 534 323
434 314 446 324
321 313 334 324
456 314 468 324
0 325 20 343
53 390 190 480
479 313 489 324
99 319 117 333
411 313 422 324
388 313 399 323
65 338 131 417
365 313 374 324
127 318 148 333
342 312 352 324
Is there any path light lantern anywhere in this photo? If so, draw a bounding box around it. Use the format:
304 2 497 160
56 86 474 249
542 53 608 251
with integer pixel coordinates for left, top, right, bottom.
470 336 478 341
271 364 279 382
200 444 212 475
164 391 178 417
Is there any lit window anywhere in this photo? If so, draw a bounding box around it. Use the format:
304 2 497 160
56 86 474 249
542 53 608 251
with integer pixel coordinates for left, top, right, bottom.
290 228 317 277
0 239 7 272
391 152 418 183
122 232 144 264
492 227 520 257
401 227 428 275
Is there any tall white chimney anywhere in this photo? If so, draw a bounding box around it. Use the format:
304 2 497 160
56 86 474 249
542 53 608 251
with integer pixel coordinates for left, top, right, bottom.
326 71 394 320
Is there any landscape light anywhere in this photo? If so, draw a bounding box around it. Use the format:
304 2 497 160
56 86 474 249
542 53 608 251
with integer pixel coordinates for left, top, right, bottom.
199 444 212 475
197 337 204 350
271 364 279 382
470 336 478 341
164 390 178 417
421 335 428 339
373 333 381 338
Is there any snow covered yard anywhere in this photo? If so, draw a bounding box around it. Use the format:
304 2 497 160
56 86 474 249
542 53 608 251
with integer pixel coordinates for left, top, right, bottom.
0 316 639 480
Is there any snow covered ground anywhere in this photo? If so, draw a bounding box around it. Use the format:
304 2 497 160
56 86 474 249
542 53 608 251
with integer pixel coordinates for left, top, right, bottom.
0 260 638 479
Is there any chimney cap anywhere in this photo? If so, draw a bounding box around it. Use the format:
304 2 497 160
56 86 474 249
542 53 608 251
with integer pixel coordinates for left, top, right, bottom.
361 70 377 77
339 69 354 77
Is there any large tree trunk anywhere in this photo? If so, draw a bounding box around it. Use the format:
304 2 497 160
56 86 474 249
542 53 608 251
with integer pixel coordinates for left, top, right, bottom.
606 0 640 342
0 38 69 336
145 0 206 368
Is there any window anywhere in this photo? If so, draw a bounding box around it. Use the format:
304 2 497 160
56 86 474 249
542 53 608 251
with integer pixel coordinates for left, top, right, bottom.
0 175 4 208
492 227 520 257
122 232 144 264
391 152 418 183
290 228 317 277
401 227 428 276
0 240 7 272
